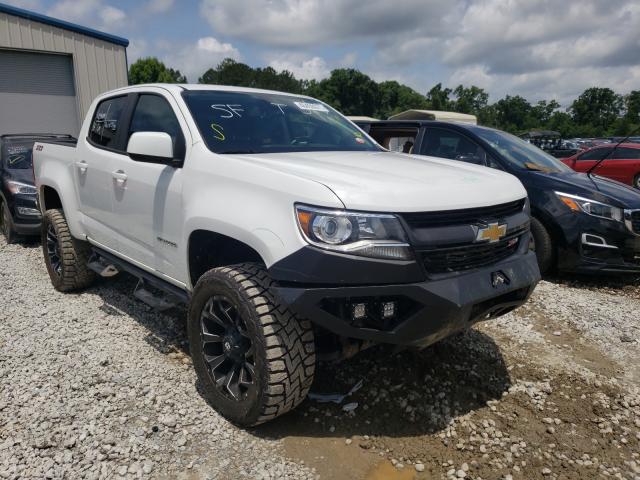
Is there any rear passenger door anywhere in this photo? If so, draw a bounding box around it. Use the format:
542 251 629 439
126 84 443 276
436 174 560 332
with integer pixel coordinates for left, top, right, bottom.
109 91 188 285
80 95 129 249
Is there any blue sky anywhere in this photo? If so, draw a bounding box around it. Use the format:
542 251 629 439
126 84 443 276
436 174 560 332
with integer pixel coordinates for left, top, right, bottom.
4 0 640 106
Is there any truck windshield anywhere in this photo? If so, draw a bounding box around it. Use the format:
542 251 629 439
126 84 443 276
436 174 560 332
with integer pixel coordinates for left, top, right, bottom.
472 127 572 173
182 90 380 154
2 142 33 170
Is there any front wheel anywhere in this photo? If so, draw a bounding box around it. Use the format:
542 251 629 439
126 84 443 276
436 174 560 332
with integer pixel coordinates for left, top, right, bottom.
634 174 640 190
189 263 315 427
42 209 96 292
530 217 555 275
1 201 18 244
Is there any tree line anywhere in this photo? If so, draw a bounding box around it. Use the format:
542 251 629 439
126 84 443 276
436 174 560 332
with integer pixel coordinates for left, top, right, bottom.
129 57 640 138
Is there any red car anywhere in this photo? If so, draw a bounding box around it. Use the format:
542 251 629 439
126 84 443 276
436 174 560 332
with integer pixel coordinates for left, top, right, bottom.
561 143 640 189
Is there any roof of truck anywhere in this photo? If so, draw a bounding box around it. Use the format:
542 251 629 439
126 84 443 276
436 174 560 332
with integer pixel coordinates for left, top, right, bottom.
109 83 317 99
388 110 477 124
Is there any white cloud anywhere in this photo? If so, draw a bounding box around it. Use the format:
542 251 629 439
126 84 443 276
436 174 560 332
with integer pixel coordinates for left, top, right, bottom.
47 0 126 31
99 5 126 27
164 37 241 82
268 55 329 80
198 0 640 104
146 0 174 13
3 0 44 10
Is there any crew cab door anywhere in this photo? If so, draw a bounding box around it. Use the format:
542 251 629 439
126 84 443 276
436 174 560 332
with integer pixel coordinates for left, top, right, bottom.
109 92 188 285
79 95 129 248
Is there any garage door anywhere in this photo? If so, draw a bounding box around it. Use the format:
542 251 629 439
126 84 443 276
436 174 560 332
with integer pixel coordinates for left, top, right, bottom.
0 49 80 136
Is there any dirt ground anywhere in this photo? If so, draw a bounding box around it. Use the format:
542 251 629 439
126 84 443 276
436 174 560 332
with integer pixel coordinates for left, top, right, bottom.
256 277 640 480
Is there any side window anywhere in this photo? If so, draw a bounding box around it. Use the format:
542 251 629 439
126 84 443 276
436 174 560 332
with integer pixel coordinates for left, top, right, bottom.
578 147 612 161
421 128 489 167
129 94 183 152
89 96 128 149
369 129 418 153
613 147 640 160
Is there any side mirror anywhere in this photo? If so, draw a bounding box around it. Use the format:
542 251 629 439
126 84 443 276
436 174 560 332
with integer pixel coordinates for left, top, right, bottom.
127 132 179 166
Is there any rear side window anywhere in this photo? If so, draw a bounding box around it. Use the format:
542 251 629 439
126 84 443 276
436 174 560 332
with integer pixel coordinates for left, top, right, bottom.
578 147 612 161
369 128 418 153
421 128 489 166
89 96 128 149
129 94 182 148
612 147 640 160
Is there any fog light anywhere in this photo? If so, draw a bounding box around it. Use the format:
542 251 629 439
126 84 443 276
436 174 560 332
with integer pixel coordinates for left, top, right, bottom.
381 301 396 319
352 303 366 320
16 207 41 217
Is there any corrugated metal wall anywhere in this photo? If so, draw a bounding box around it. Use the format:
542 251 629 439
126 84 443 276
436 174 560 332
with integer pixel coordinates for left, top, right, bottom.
0 11 128 123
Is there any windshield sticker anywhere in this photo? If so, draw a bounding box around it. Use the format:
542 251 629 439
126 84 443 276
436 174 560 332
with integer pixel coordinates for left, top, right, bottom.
211 104 244 118
7 145 29 155
8 154 26 165
294 101 329 113
210 123 226 141
271 103 287 115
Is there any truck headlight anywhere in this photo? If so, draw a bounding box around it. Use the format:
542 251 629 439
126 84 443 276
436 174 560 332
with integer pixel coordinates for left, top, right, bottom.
555 192 623 223
295 205 412 260
5 180 37 195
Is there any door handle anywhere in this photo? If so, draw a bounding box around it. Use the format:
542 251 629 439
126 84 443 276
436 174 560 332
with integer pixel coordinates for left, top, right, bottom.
75 161 88 174
112 170 128 186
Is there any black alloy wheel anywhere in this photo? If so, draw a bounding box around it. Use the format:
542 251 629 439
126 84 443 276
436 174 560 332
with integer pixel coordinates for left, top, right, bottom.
46 222 62 276
200 295 256 401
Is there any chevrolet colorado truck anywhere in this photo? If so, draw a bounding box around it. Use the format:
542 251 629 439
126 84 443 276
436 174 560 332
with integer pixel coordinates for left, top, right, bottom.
33 84 540 426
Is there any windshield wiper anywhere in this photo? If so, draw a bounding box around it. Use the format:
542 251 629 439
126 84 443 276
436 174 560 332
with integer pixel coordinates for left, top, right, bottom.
217 149 257 154
586 124 640 176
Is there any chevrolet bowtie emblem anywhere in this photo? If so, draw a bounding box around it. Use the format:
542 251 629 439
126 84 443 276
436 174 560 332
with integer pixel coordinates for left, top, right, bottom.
476 222 507 243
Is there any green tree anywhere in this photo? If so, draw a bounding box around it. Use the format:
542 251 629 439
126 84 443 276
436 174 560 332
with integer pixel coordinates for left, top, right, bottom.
198 58 255 86
492 95 533 133
529 100 560 126
425 83 452 110
376 80 428 119
623 90 640 124
451 85 489 115
128 57 186 85
570 87 623 135
308 69 380 116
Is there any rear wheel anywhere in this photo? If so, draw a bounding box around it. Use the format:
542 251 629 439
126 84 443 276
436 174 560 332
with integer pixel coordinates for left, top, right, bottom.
634 174 640 189
530 217 554 275
189 263 315 426
42 209 96 292
0 201 18 244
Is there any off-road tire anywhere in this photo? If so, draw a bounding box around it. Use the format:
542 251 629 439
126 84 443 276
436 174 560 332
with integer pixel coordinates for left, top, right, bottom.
1 201 18 244
530 216 554 275
42 209 96 292
189 263 315 427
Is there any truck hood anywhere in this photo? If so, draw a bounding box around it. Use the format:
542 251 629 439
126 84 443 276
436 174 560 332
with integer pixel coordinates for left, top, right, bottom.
234 151 526 212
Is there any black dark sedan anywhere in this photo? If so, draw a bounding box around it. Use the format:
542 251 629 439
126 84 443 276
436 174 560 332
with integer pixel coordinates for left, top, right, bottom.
0 134 75 243
357 120 640 275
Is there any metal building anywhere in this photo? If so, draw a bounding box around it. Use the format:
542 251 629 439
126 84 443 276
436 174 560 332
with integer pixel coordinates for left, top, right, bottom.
0 3 128 136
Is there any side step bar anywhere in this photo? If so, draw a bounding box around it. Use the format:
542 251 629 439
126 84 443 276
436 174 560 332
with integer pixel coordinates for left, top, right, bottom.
91 247 190 307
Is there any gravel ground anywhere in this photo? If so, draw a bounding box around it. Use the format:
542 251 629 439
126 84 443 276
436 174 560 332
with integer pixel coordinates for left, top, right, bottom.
1 236 640 480
0 239 314 480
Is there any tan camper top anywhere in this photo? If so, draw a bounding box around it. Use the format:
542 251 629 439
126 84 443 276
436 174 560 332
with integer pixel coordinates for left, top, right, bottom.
388 110 477 125
347 116 380 122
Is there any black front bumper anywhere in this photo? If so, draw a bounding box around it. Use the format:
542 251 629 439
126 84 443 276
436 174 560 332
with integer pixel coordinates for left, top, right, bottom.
555 212 640 274
273 251 540 348
11 194 41 236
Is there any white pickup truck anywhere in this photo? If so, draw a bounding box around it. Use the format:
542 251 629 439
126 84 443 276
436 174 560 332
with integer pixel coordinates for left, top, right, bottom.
33 84 540 426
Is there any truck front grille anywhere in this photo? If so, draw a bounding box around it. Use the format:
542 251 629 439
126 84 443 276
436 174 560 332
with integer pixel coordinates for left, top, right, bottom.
418 227 526 274
401 199 526 229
